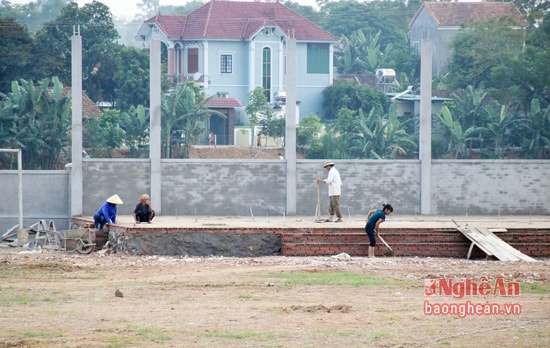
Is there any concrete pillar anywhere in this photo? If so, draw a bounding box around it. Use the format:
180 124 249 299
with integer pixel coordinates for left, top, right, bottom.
71 26 83 217
248 39 255 93
150 38 162 214
285 33 297 215
167 46 175 84
419 39 432 214
202 42 209 96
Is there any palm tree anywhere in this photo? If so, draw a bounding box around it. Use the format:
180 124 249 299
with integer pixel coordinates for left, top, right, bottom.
161 82 225 158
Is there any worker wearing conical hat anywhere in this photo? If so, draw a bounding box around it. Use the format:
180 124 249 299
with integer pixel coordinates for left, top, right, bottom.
93 194 123 231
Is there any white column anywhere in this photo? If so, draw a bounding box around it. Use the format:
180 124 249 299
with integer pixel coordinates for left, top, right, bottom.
202 42 209 95
329 43 334 85
278 38 284 92
150 38 162 214
248 39 256 91
285 33 297 215
71 26 83 217
419 39 432 214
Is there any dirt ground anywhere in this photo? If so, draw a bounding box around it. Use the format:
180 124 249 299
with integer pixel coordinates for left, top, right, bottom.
0 247 548 348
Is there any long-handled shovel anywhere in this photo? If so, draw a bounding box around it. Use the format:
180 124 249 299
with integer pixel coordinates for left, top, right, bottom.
314 172 324 222
377 232 395 256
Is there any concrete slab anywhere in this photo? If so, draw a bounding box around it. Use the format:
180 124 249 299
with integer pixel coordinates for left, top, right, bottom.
76 214 550 230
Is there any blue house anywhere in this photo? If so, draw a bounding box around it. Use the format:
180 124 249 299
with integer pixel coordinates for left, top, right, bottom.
136 0 337 144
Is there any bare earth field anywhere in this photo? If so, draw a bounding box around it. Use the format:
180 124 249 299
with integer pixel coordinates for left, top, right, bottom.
0 247 548 348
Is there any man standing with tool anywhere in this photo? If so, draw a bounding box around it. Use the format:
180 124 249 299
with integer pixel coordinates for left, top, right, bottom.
366 204 394 257
317 161 343 223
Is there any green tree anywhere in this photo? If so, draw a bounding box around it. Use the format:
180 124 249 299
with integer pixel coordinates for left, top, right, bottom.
33 1 120 102
161 82 224 158
478 104 527 158
0 18 33 93
498 10 550 111
83 109 125 158
522 99 550 159
245 87 268 147
296 114 323 158
0 77 71 169
321 80 388 121
259 109 285 147
118 105 149 158
446 18 525 91
436 106 485 159
112 46 150 109
0 0 71 34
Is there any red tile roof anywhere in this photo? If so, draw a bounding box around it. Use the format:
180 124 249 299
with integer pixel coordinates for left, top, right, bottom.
410 2 527 28
145 0 336 41
205 97 243 108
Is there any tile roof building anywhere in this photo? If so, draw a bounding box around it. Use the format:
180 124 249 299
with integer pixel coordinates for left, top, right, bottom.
137 0 337 144
409 2 527 77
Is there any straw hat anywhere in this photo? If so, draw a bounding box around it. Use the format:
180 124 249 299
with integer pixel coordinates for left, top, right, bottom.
106 194 124 205
323 160 335 168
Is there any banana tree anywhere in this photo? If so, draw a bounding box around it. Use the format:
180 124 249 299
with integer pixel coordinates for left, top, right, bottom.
522 99 550 159
436 105 484 159
1 78 70 169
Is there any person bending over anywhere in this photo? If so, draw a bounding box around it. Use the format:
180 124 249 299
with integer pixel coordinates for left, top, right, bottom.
365 204 393 257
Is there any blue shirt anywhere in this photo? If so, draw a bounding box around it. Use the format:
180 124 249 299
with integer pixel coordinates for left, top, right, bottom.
96 202 117 224
366 210 386 229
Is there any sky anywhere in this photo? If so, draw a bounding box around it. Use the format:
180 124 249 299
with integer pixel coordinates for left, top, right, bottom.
10 0 321 20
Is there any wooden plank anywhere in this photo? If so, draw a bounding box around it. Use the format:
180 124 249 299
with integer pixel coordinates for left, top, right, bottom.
476 228 537 261
455 226 537 262
458 227 494 256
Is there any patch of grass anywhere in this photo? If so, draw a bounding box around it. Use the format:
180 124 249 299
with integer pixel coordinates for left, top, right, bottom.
126 324 170 342
238 293 261 300
22 331 63 339
372 331 390 341
110 337 136 347
268 272 410 287
521 282 550 294
203 329 275 340
2 295 37 305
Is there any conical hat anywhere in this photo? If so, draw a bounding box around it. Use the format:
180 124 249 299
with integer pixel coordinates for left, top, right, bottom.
106 194 124 205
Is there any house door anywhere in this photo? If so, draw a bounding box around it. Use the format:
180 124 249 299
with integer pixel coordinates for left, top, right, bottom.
209 114 228 145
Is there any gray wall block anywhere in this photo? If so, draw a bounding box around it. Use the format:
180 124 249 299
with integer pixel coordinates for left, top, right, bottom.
1 159 549 233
